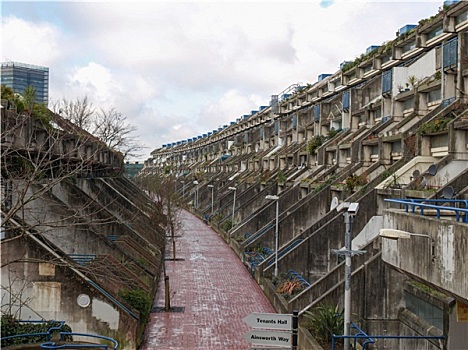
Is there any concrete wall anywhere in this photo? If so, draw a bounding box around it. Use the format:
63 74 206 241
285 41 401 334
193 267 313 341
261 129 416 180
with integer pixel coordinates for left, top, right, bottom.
382 209 468 303
1 235 139 349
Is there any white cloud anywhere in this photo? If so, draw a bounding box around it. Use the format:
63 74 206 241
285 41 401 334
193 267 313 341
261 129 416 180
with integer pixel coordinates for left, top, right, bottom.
1 16 65 66
1 1 444 160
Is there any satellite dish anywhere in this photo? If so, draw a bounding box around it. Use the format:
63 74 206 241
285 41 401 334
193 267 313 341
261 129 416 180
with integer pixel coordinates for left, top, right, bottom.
412 169 420 179
427 164 437 176
442 186 455 199
419 176 427 190
330 197 339 211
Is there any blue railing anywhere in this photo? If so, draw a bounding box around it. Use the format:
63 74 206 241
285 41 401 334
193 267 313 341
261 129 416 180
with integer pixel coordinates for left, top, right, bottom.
1 320 67 346
41 332 118 350
265 239 304 268
441 96 456 109
69 254 96 265
332 322 374 350
244 223 274 245
287 269 311 288
385 198 468 223
244 247 274 272
332 322 444 350
1 321 119 349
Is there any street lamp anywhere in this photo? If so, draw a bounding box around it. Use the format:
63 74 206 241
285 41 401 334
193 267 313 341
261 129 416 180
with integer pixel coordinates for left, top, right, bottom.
228 187 237 228
379 229 434 260
193 180 199 208
379 229 431 240
266 194 280 277
181 180 185 198
331 202 364 350
208 185 214 216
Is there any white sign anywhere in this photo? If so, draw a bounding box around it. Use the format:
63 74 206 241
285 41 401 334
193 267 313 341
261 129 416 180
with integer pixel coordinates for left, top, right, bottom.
243 312 292 330
243 329 292 346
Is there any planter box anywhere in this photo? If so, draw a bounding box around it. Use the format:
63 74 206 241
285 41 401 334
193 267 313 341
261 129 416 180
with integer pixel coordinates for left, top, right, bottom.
298 326 325 350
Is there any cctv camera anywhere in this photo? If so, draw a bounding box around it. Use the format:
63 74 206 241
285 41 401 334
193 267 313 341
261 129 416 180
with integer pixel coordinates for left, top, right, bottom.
347 203 359 215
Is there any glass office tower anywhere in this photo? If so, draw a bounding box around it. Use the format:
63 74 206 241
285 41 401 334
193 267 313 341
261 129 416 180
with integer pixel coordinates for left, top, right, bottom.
1 61 49 104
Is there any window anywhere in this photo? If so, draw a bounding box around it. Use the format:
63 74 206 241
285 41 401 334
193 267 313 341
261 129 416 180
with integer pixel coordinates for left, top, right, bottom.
382 70 392 95
373 108 382 120
426 25 443 41
362 65 372 74
443 38 458 69
342 90 350 112
427 89 441 103
405 292 443 330
402 97 414 111
456 10 468 25
402 40 416 53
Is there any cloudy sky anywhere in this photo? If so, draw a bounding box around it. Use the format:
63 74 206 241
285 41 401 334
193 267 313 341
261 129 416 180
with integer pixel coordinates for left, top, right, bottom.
2 0 443 160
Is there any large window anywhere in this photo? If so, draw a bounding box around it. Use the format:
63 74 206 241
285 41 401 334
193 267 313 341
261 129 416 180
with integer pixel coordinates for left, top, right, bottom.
402 97 414 111
427 89 441 104
443 38 458 69
426 24 443 41
405 291 443 330
456 10 468 25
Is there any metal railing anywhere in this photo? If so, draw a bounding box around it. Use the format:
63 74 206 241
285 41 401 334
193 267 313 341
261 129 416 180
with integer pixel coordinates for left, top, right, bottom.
385 198 468 223
41 332 118 349
287 269 311 288
265 239 304 268
1 320 119 350
243 223 274 246
332 322 445 350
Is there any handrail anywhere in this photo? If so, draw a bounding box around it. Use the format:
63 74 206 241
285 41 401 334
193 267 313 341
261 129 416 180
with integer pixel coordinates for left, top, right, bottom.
385 199 468 223
243 223 274 245
287 270 310 288
265 239 304 268
41 332 118 350
1 320 66 344
332 328 444 350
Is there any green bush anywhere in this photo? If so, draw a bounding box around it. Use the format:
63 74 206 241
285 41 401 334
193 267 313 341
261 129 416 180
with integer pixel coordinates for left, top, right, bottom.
302 303 344 343
1 315 72 347
307 135 326 154
118 288 152 321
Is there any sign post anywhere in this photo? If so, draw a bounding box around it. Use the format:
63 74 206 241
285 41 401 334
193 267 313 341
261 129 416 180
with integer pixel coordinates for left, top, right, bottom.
243 311 298 349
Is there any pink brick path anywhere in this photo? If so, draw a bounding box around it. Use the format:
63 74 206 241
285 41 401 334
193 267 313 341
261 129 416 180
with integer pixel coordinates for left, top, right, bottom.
139 210 276 350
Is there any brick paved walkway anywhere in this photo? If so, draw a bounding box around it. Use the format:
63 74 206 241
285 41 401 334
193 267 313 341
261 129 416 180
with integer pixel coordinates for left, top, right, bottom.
139 210 276 350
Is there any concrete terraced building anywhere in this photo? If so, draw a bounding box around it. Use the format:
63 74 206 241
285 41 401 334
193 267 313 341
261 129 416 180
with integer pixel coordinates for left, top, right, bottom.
1 98 166 348
143 2 468 349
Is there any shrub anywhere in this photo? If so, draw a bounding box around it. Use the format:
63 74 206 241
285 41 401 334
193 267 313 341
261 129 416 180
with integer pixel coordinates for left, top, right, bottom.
303 303 344 343
118 288 152 322
1 315 72 347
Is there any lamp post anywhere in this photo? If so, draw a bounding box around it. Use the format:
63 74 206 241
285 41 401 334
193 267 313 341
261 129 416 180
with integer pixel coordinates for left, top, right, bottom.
266 195 280 277
181 181 185 198
331 202 364 350
228 187 237 228
208 184 214 216
193 180 199 208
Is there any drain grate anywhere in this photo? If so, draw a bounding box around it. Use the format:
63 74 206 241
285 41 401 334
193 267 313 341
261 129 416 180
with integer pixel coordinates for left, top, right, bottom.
151 306 185 313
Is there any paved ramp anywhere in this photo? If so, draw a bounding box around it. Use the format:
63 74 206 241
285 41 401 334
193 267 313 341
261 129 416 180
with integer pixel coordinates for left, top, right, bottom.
140 210 276 350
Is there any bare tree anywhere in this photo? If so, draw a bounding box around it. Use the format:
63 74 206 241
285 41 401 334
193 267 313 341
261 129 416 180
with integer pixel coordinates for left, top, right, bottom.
136 174 182 311
51 97 146 159
51 96 95 131
92 107 144 159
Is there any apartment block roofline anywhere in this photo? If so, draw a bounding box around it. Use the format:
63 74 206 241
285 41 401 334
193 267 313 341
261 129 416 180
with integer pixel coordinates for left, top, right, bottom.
1 61 49 72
